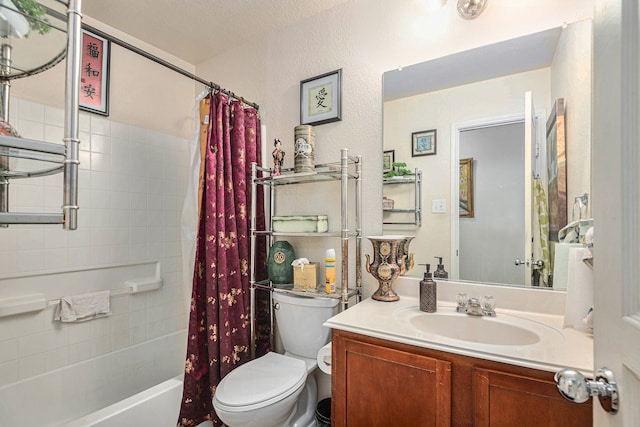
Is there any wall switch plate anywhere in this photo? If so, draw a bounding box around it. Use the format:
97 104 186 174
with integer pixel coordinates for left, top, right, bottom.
432 199 447 213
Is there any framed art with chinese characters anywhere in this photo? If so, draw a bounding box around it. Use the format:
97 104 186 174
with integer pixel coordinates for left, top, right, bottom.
79 30 110 116
300 69 342 126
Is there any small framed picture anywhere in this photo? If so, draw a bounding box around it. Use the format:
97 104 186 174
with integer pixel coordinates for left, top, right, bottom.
300 69 342 126
383 150 395 173
459 157 474 218
79 30 110 116
411 129 437 157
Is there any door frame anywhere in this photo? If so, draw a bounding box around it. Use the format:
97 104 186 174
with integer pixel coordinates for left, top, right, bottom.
450 109 546 283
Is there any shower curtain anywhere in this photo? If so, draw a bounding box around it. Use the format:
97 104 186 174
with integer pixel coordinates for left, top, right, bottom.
533 177 552 287
178 92 268 427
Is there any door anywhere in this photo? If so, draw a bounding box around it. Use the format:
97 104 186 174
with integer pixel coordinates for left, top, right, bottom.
524 91 535 286
592 0 640 425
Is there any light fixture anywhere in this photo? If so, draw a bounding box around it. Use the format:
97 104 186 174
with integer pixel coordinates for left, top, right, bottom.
413 0 447 16
456 0 488 20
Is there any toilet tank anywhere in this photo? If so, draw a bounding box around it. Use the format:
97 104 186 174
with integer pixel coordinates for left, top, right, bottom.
273 292 339 359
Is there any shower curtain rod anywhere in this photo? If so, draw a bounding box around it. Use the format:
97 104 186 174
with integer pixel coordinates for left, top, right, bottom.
83 23 260 110
45 7 260 110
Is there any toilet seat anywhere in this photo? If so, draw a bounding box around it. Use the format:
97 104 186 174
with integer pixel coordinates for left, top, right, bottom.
214 352 307 413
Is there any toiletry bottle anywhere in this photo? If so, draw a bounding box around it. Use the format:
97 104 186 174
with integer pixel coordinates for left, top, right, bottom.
419 263 437 313
325 249 336 293
434 256 449 279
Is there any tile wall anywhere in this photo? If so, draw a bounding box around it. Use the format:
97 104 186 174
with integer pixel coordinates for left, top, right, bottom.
0 97 191 388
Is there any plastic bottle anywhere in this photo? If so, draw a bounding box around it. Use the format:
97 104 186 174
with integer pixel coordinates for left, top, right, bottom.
325 249 336 293
419 263 437 313
433 256 449 279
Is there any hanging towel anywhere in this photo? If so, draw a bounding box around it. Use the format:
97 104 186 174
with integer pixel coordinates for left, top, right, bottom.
563 247 594 331
532 177 552 286
54 290 111 322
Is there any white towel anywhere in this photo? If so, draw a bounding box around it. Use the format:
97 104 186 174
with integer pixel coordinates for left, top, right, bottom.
54 290 111 322
563 248 594 331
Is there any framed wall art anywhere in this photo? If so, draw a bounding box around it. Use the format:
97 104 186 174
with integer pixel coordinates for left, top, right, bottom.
546 98 567 242
411 129 437 157
459 157 474 218
383 150 395 174
300 69 342 126
79 29 110 116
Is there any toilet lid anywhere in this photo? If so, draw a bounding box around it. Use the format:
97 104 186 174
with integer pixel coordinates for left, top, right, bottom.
214 352 307 410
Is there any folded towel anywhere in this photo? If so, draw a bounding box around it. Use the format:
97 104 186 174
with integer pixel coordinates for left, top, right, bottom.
54 290 111 322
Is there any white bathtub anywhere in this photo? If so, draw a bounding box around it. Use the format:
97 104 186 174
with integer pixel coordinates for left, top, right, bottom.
63 376 209 427
0 332 190 426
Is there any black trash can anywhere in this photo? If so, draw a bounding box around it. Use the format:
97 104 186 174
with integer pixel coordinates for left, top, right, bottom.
315 398 331 427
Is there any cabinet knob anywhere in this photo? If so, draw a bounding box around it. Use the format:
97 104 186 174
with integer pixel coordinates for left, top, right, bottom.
554 367 619 414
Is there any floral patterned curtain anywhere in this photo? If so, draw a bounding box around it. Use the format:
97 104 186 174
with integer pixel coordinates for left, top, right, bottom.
177 92 268 426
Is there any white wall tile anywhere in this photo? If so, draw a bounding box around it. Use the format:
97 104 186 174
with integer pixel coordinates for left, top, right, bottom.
1 100 190 392
18 353 45 379
0 339 18 363
90 116 111 136
0 360 18 384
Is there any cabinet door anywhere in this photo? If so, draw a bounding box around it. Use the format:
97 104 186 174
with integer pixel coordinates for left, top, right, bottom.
333 334 451 427
473 368 592 427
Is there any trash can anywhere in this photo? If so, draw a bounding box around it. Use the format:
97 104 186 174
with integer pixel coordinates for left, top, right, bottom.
315 398 331 427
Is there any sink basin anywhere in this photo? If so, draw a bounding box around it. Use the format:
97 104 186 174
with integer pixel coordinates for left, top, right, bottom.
391 307 558 346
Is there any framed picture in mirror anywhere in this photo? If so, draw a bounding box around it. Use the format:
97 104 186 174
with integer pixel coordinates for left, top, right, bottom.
546 98 567 242
411 129 437 156
383 150 395 173
459 157 474 217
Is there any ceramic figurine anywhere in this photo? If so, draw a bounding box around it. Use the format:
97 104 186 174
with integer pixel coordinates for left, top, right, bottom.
272 138 285 176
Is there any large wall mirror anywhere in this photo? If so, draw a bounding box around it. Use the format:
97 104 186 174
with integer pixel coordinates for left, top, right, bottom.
382 20 592 289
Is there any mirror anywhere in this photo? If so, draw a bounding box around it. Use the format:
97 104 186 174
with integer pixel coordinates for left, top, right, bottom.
382 20 592 289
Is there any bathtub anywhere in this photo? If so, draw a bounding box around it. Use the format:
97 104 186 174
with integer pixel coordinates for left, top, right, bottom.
63 376 209 427
0 331 191 426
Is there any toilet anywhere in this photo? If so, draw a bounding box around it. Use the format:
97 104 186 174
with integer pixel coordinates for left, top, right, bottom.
213 292 339 427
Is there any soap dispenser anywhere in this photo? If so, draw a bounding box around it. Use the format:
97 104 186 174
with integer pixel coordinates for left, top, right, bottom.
434 257 449 279
419 264 437 313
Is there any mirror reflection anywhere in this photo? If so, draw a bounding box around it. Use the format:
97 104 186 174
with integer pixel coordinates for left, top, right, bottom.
382 20 592 289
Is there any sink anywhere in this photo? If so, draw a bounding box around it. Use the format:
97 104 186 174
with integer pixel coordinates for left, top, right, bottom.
394 307 553 346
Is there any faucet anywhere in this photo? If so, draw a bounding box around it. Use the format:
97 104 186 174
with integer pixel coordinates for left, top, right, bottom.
456 294 496 317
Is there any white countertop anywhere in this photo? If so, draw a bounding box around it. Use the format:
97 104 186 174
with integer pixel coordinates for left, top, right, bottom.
325 294 593 376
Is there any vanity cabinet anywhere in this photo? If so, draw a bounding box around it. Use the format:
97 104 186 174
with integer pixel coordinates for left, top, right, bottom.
332 330 592 427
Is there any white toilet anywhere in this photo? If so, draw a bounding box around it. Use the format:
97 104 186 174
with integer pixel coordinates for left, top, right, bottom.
213 292 339 427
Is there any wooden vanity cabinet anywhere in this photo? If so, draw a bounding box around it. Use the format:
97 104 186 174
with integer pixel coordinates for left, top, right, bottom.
332 330 592 427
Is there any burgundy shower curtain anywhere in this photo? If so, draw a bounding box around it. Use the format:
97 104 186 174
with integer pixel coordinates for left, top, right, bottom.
177 92 268 427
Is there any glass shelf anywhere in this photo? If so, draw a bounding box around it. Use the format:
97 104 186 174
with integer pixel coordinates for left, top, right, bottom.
254 158 360 186
253 281 358 301
0 0 68 80
0 134 65 178
383 174 417 184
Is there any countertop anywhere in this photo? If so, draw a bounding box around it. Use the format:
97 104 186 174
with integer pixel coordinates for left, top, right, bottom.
325 294 593 376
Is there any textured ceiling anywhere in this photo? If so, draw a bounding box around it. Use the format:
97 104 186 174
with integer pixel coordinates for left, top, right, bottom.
82 0 349 64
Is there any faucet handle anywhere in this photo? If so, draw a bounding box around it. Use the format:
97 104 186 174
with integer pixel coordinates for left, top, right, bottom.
481 295 496 316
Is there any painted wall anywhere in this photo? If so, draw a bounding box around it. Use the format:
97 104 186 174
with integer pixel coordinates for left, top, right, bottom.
196 0 594 296
550 19 592 221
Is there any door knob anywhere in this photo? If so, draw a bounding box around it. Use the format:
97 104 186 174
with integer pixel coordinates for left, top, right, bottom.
554 367 619 414
514 258 526 266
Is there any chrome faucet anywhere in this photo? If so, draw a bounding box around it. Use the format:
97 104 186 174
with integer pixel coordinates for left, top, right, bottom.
456 293 496 317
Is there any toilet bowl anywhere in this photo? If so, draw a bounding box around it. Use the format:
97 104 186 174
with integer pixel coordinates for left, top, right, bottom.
213 292 338 427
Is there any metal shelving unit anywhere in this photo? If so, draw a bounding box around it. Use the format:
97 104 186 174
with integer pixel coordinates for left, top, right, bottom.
0 0 82 229
383 169 422 226
249 148 362 356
